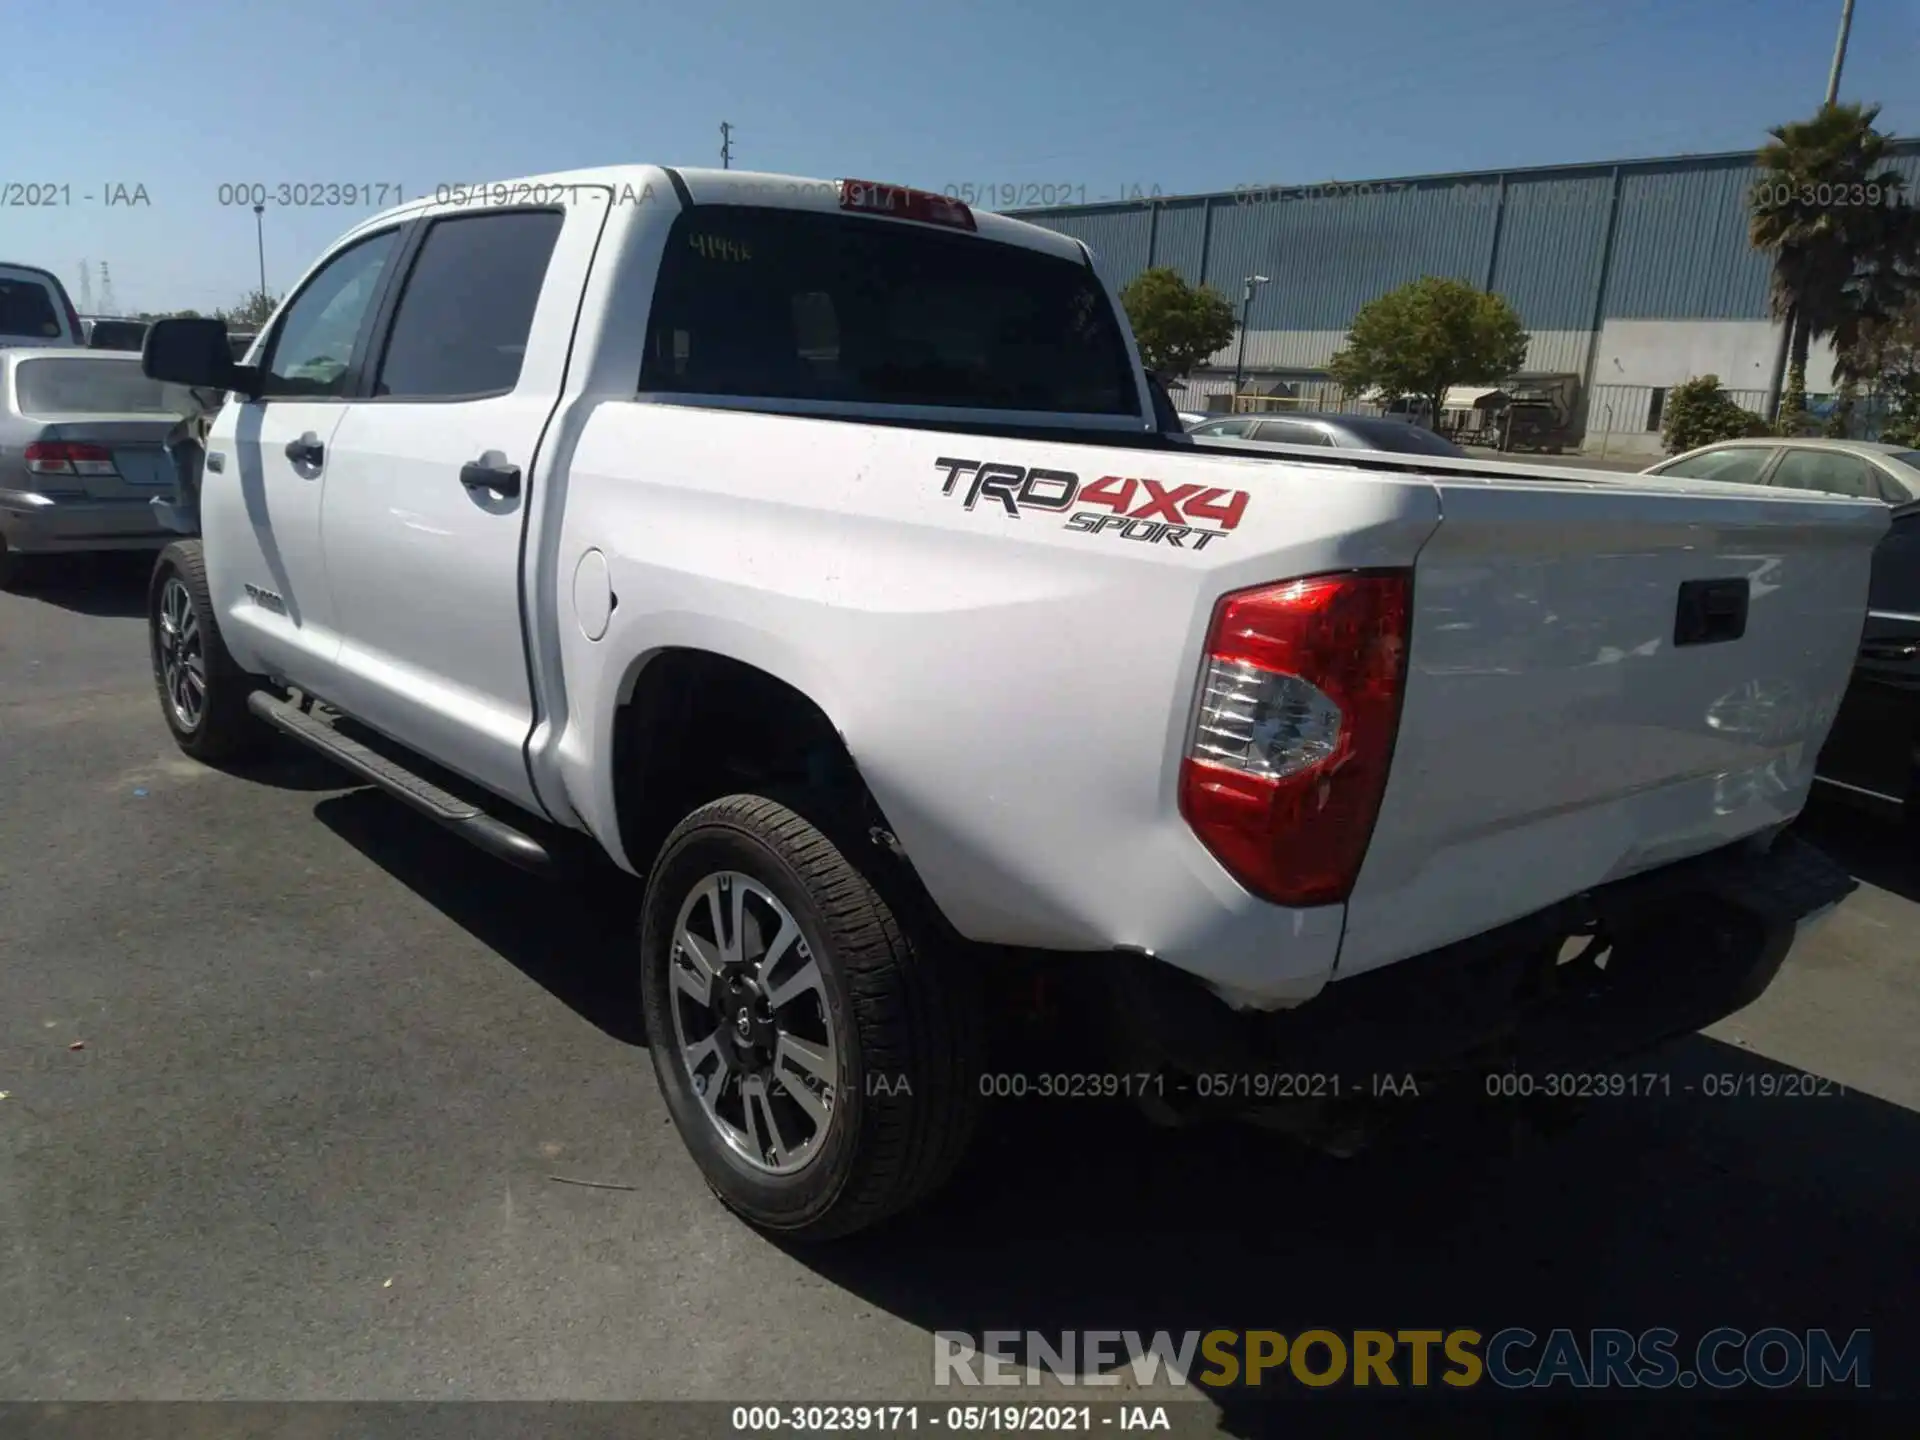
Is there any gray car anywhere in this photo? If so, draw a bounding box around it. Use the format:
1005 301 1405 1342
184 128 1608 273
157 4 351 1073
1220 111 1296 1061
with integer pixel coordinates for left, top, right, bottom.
0 349 188 588
1188 410 1471 457
1644 436 1920 503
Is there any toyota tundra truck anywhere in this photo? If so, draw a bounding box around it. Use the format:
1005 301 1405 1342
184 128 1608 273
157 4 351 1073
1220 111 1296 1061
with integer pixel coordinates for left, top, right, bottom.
139 165 1879 1240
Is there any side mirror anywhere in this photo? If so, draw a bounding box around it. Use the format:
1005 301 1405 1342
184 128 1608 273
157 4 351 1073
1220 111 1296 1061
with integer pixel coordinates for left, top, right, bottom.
143 318 259 397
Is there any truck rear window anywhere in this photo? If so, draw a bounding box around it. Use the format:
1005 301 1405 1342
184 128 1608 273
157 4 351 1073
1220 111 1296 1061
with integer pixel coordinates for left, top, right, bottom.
15 357 176 415
641 207 1140 416
1 277 63 340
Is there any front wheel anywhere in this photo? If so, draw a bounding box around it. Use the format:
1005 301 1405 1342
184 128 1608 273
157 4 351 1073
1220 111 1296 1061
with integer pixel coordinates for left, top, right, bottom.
148 540 267 762
639 794 981 1240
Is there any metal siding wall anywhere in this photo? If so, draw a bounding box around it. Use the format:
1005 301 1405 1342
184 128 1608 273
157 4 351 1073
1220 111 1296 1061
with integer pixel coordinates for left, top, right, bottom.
1016 140 1920 365
1225 185 1497 330
1152 199 1212 288
1603 160 1773 319
1017 207 1153 292
1489 175 1614 329
1521 330 1593 374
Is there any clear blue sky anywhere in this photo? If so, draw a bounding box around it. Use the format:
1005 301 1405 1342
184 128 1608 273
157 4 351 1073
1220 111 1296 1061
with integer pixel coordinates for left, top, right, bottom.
11 0 1918 315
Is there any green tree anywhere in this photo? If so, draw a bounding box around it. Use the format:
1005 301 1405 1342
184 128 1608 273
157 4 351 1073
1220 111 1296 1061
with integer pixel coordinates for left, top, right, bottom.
218 289 280 329
1326 276 1528 427
1117 267 1237 380
1661 375 1772 454
1750 101 1920 435
1844 299 1920 446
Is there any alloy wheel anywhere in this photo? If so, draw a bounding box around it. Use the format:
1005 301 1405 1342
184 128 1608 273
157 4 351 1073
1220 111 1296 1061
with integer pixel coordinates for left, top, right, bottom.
668 871 839 1175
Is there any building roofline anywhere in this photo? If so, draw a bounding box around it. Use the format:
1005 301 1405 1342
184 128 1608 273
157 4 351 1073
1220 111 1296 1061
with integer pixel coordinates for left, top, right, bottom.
1008 136 1920 217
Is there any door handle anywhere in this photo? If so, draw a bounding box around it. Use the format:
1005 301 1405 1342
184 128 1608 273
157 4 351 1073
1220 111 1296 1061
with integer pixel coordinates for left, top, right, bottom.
460 451 521 498
284 432 324 467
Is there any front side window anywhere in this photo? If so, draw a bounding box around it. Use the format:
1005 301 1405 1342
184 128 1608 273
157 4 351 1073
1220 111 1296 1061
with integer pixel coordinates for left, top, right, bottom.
641 207 1139 415
1254 420 1334 446
1656 447 1776 486
1341 419 1466 456
260 230 400 398
1770 448 1880 500
374 211 564 399
1197 419 1252 437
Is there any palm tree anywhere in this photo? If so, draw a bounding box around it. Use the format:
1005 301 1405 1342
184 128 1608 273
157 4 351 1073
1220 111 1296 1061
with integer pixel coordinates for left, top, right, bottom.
1749 102 1915 432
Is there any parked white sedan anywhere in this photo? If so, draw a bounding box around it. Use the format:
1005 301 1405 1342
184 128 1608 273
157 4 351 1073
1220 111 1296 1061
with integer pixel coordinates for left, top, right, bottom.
1645 437 1920 504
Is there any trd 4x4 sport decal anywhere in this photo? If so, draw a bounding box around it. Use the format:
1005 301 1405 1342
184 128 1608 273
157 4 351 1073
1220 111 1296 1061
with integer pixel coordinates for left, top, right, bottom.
931 457 1248 550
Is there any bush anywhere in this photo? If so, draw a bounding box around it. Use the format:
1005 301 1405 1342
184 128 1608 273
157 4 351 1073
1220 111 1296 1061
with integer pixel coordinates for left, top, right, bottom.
1662 375 1772 454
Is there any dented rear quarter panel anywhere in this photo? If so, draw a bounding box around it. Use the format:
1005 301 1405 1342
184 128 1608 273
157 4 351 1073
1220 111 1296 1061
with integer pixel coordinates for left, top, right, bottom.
551 408 1442 1004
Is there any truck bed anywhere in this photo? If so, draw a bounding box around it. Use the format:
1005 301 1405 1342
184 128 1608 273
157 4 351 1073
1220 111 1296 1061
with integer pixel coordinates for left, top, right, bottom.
555 406 1885 1004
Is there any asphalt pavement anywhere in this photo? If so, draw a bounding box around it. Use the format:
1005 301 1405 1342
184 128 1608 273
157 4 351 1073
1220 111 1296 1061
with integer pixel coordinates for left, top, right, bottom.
2 554 1916 1430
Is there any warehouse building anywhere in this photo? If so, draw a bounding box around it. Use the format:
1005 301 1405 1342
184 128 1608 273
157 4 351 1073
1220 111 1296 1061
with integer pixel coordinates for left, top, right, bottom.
1012 140 1920 457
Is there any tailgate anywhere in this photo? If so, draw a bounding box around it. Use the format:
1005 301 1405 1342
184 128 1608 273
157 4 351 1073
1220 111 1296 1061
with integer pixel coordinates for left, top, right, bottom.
1337 477 1887 977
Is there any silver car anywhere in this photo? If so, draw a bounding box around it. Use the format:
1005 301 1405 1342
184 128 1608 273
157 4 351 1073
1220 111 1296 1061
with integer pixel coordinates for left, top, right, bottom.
1188 411 1471 457
1644 437 1920 504
0 349 188 589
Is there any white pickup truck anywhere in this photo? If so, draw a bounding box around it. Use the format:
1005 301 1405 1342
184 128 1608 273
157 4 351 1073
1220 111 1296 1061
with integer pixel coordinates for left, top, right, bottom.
141 165 1876 1239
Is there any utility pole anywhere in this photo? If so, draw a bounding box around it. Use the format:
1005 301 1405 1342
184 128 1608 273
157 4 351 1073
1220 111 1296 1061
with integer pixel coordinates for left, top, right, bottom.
253 203 267 301
1769 0 1856 417
1825 0 1855 106
720 122 734 170
1230 275 1269 407
78 259 93 313
99 261 116 317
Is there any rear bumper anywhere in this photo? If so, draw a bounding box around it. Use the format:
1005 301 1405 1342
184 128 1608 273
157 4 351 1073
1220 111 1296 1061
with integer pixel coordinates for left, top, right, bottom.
0 490 171 552
1104 830 1855 1089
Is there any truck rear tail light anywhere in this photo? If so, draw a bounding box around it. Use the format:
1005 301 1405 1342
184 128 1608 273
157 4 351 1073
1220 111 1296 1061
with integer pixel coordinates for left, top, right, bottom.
838 179 977 231
1179 571 1411 908
25 441 118 477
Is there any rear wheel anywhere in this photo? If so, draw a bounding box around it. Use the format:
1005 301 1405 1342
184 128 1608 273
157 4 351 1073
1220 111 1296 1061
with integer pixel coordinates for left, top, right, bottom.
639 794 981 1240
148 540 267 762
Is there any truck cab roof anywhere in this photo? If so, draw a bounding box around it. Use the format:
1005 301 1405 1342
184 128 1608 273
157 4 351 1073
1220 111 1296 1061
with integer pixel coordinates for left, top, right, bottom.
355 166 1092 267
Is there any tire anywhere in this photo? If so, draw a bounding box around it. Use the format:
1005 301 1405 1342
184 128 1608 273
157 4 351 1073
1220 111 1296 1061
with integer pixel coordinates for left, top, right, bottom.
148 539 268 762
639 793 982 1240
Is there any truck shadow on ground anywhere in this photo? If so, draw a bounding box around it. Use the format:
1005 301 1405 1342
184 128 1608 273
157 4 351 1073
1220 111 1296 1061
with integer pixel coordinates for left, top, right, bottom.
311 787 649 1044
1795 797 1920 906
8 551 153 618
812 1041 1917 1434
301 784 1913 1434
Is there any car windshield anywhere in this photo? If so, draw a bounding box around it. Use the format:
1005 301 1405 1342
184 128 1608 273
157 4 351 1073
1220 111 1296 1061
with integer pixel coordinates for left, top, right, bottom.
14 356 179 414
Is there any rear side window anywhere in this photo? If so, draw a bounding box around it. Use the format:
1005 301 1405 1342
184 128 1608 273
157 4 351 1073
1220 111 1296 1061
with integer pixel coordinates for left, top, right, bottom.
641 207 1139 416
375 210 564 399
1769 448 1881 500
1657 447 1776 485
0 276 62 340
15 357 176 414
